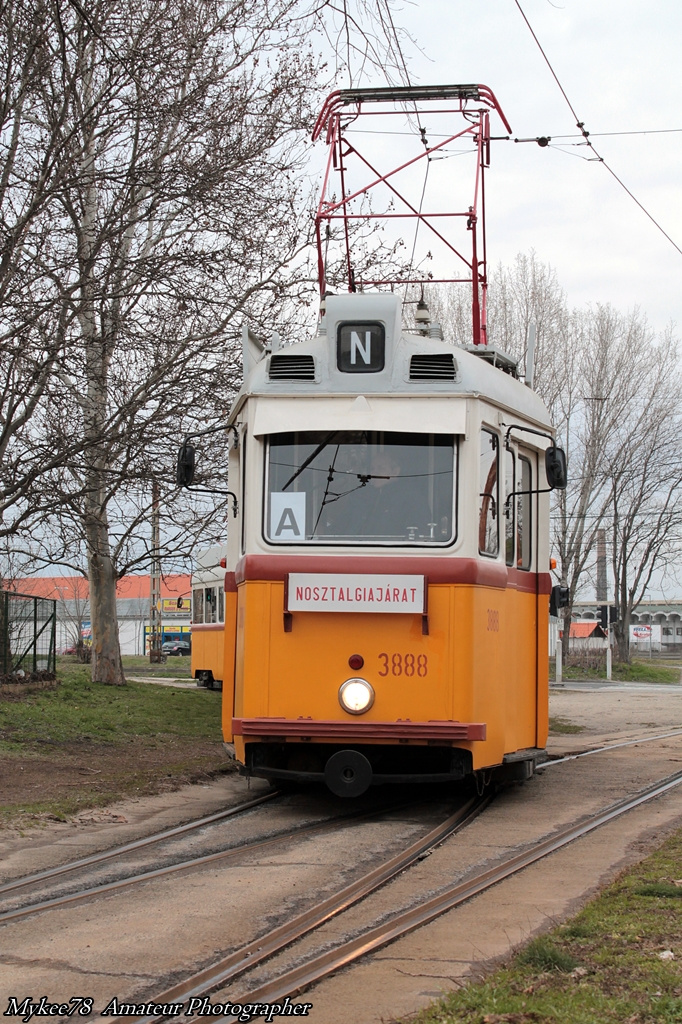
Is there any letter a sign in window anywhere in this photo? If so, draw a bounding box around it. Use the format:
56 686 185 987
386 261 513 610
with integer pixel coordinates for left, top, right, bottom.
337 322 385 373
269 492 306 541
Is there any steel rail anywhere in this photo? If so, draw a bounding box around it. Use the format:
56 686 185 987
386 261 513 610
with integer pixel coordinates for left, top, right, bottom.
0 800 405 926
0 791 279 898
218 769 682 1019
114 795 490 1024
540 728 682 768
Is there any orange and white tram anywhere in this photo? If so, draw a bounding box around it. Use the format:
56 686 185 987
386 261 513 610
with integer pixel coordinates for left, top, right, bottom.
178 85 566 795
214 291 565 796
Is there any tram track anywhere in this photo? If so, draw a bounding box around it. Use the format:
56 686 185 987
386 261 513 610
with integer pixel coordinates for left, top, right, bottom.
538 726 682 767
0 791 279 898
0 793 417 926
105 726 682 1024
4 726 673 914
211 767 682 1022
115 793 489 1024
5 722 682 1024
4 720 670 918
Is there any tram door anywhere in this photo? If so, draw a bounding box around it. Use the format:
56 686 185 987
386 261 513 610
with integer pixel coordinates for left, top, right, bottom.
504 446 538 747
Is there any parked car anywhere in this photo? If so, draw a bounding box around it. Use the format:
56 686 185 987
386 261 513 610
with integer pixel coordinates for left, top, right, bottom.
161 640 191 657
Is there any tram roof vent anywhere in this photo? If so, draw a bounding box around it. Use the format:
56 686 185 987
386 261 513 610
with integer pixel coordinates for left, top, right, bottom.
409 353 457 381
268 353 316 381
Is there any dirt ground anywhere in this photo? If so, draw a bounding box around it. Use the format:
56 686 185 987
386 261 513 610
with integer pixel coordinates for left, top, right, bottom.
0 736 232 826
2 683 682 1024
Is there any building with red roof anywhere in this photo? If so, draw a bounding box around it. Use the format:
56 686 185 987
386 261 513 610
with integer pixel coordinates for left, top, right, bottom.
566 622 607 640
10 575 191 655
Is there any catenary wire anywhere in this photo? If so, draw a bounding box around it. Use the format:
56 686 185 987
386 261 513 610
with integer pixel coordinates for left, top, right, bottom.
377 0 433 284
347 127 682 140
513 0 682 259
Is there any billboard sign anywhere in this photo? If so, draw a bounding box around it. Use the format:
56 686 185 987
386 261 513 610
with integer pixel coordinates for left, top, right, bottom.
629 624 661 643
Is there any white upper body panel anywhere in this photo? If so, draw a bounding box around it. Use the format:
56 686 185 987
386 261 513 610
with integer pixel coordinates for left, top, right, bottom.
229 292 552 436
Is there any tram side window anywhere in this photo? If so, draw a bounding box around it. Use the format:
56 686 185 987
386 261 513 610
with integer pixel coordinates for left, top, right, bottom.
517 456 532 570
218 587 225 623
192 589 203 624
479 429 499 556
504 448 515 567
240 435 247 556
204 587 218 624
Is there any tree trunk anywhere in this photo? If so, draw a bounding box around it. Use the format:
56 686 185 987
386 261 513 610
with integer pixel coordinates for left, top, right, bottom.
612 572 631 663
78 57 125 687
84 501 125 685
613 617 630 664
0 590 9 674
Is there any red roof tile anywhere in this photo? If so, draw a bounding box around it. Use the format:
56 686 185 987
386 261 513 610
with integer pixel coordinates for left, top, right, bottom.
568 622 606 638
7 574 191 601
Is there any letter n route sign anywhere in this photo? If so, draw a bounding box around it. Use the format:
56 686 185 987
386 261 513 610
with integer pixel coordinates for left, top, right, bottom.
337 322 385 373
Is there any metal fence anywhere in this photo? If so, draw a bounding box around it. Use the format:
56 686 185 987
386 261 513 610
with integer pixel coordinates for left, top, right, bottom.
0 591 57 676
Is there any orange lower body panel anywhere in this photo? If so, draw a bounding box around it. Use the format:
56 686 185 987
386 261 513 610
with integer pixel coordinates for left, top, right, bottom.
223 577 547 775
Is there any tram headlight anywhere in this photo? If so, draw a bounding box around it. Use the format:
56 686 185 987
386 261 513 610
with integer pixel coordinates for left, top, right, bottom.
339 677 375 715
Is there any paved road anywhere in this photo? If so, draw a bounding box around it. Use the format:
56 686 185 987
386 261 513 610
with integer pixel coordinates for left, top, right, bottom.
552 680 682 693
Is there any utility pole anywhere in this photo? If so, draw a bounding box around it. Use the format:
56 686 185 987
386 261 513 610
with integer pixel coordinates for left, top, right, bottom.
596 529 607 604
149 480 163 662
596 528 612 680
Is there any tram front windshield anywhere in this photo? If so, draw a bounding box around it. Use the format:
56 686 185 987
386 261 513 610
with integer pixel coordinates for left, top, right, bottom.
266 431 455 545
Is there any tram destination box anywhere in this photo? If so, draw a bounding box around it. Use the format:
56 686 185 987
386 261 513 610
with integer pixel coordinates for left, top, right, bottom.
287 573 425 613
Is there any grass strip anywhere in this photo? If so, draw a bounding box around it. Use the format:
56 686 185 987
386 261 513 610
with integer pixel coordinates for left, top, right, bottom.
404 829 682 1023
554 660 680 685
0 663 219 747
549 717 585 735
0 661 228 826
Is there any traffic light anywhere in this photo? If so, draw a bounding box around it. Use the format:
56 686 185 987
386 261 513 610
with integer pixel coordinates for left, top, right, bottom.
550 585 570 618
599 604 618 628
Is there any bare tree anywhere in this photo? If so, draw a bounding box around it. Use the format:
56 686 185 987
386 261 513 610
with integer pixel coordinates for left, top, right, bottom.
428 255 682 657
3 0 325 684
0 0 424 686
427 251 571 408
0 1 91 534
605 328 682 661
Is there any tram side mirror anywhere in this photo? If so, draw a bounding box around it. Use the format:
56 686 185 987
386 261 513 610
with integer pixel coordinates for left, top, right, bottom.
176 441 196 488
545 446 567 490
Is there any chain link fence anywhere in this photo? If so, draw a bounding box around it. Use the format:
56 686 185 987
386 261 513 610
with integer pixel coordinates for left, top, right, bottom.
0 592 57 677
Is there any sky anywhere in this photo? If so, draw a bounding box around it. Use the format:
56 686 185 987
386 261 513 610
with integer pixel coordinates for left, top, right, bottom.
309 0 682 601
322 0 682 334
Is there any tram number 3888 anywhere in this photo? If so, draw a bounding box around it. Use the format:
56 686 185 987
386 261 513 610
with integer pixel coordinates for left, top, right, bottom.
378 653 428 677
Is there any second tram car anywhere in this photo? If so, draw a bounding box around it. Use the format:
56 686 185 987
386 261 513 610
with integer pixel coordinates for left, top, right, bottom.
190 545 226 690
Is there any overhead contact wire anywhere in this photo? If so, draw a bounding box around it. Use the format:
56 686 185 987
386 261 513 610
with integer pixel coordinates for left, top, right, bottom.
377 0 432 291
513 0 682 259
513 0 582 128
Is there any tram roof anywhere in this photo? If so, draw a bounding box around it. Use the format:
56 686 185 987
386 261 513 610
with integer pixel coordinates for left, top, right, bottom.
230 292 552 433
